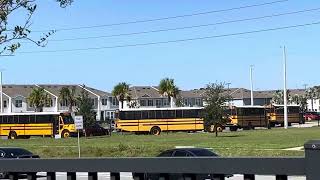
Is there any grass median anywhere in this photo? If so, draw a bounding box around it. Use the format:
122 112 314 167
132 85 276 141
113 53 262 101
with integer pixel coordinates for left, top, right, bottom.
0 126 319 158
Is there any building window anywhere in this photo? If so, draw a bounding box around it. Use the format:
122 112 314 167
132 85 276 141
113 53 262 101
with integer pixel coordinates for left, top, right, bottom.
45 99 53 107
3 100 7 108
110 112 115 119
184 98 188 106
140 100 146 106
90 99 95 106
60 99 68 107
191 98 196 106
156 99 162 107
195 98 202 106
112 97 118 106
15 100 22 108
148 99 153 106
163 99 169 106
102 99 108 106
106 112 110 119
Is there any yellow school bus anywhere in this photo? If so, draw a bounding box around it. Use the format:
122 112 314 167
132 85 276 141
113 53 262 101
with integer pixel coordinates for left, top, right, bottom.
266 105 303 127
115 107 204 135
225 106 268 131
0 112 77 139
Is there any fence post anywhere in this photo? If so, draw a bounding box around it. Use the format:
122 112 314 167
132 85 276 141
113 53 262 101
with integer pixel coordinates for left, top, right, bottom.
305 140 320 180
275 175 287 180
67 172 76 180
8 173 18 180
244 174 255 180
88 172 98 180
47 172 56 180
110 172 120 180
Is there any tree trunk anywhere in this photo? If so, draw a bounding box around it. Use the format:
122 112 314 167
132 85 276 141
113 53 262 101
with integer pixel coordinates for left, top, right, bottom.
121 101 124 109
215 130 218 137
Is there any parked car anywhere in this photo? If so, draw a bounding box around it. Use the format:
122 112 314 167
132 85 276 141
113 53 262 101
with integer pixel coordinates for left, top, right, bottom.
0 147 39 178
84 124 109 136
304 112 320 121
133 148 232 180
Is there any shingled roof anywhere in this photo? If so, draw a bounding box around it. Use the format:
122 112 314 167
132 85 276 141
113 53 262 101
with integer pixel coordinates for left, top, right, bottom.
1 84 111 98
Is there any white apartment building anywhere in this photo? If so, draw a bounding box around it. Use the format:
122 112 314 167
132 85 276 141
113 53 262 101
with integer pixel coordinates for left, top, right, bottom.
0 84 119 121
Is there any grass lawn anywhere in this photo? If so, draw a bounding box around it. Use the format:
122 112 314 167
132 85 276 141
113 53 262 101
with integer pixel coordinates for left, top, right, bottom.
0 127 319 158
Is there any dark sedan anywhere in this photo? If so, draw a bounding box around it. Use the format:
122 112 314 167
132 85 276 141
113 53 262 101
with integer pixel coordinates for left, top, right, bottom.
0 148 39 178
133 148 231 180
84 124 109 137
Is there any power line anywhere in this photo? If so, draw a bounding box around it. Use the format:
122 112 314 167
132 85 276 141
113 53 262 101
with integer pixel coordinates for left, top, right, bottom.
44 7 320 42
32 0 289 32
18 21 320 54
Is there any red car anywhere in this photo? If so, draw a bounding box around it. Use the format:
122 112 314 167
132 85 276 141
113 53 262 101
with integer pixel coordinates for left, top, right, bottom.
304 112 320 120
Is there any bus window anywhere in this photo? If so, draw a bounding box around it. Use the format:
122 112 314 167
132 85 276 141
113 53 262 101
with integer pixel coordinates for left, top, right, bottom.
148 111 155 119
134 111 141 120
176 110 183 118
155 110 162 119
63 115 74 124
141 111 148 119
163 110 175 119
19 115 29 124
8 116 13 123
183 110 195 118
124 111 134 120
13 116 19 124
29 115 36 123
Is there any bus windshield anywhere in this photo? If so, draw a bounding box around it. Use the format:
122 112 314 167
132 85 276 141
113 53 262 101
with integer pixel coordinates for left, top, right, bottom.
62 115 74 124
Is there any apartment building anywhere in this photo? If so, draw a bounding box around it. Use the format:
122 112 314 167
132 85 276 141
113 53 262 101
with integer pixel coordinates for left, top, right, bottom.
124 86 308 108
0 84 118 121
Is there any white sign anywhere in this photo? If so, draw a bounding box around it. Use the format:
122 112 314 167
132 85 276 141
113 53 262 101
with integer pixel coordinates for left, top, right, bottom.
74 116 84 130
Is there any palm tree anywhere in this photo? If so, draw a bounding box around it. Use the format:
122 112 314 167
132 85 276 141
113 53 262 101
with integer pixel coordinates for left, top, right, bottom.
59 86 77 112
112 82 131 109
159 78 180 108
306 87 319 111
28 87 51 112
272 90 291 105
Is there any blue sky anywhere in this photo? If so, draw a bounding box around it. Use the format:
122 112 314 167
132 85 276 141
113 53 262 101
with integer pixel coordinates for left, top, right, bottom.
4 0 320 92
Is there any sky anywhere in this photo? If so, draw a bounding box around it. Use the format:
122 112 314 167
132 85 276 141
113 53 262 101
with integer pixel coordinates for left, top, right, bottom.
3 0 320 92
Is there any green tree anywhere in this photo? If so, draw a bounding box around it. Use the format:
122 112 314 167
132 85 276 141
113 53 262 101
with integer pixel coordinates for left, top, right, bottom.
159 78 179 108
0 0 72 54
76 86 96 128
202 83 231 137
291 94 308 112
59 86 76 112
112 82 130 109
28 87 51 112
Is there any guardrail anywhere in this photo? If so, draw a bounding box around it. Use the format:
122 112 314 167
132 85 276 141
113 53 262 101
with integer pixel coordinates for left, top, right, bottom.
1 140 319 180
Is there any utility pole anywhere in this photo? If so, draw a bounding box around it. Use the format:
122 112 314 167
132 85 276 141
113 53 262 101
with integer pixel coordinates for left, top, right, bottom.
226 82 231 106
303 84 308 91
250 65 254 106
283 46 288 129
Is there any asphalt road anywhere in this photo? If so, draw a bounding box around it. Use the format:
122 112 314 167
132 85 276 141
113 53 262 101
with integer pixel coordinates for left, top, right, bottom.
32 172 306 180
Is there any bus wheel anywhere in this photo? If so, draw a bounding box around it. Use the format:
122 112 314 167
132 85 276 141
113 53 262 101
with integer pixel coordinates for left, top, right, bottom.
150 126 161 135
8 131 17 140
215 124 223 132
61 130 70 138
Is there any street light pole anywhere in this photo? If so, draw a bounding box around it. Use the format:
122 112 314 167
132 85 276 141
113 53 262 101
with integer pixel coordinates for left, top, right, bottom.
283 46 288 129
250 65 254 106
